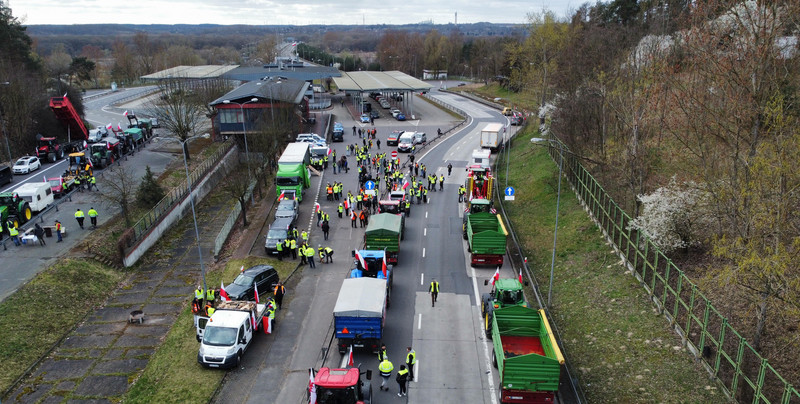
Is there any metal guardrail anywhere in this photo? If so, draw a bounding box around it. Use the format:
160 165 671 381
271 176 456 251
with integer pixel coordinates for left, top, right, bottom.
125 141 234 251
536 133 800 403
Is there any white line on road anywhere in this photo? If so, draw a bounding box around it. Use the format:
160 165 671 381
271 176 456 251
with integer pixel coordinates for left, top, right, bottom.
423 228 427 236
420 273 424 285
422 248 425 258
425 211 428 219
418 313 422 329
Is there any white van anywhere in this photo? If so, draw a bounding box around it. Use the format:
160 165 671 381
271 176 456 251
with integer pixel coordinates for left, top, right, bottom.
15 182 54 212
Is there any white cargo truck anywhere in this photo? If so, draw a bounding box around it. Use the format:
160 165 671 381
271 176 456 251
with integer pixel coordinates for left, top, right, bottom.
480 123 503 151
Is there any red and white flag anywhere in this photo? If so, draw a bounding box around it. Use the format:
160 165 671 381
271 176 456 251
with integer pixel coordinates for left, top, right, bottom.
381 254 388 278
123 110 129 117
278 191 285 201
43 175 48 183
266 316 273 334
240 265 245 272
347 345 354 367
315 203 321 213
292 42 297 47
355 250 366 270
491 267 500 286
327 147 332 156
402 178 409 190
250 311 257 330
518 269 523 283
106 123 113 131
117 123 122 132
308 368 317 404
219 281 230 302
254 283 260 303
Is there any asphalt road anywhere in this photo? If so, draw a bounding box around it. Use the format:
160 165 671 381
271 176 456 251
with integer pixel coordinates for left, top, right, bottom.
213 87 522 404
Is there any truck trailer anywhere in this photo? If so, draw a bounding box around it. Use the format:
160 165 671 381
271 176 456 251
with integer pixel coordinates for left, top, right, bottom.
466 212 508 266
333 277 387 354
480 123 503 151
491 305 564 404
276 142 311 202
363 213 403 265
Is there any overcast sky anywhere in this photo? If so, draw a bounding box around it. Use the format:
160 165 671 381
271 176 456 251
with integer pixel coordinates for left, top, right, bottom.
11 0 577 26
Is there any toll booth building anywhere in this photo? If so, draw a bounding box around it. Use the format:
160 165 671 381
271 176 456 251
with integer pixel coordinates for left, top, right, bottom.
209 78 310 140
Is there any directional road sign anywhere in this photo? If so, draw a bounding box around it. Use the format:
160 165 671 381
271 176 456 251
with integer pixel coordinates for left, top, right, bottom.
504 186 515 201
364 180 376 191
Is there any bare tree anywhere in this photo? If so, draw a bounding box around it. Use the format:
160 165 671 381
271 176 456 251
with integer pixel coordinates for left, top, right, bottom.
148 79 206 161
222 163 254 227
98 165 137 227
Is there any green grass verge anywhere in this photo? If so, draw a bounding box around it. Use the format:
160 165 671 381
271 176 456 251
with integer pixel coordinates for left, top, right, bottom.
123 257 298 404
0 259 123 393
499 132 721 402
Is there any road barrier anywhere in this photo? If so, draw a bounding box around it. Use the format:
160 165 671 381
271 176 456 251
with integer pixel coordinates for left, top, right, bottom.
535 133 799 403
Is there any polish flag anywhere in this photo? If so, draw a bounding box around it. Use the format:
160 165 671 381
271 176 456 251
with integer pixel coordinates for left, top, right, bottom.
117 123 123 132
401 178 409 190
327 147 332 156
308 369 317 404
123 110 129 117
254 283 260 303
491 267 500 286
315 203 320 213
278 191 285 201
219 281 230 302
381 254 388 279
292 42 297 47
355 250 366 270
265 316 273 334
518 269 523 284
347 345 354 367
106 123 113 131
240 265 245 272
251 311 257 330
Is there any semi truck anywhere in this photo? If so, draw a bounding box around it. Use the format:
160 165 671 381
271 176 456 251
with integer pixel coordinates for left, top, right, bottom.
480 122 503 151
465 212 508 266
196 300 268 368
490 305 564 404
349 249 393 308
309 367 373 404
333 277 387 354
363 213 403 265
276 142 311 202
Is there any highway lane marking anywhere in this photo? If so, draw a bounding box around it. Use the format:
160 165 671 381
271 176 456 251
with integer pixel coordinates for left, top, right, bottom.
418 313 422 329
420 273 424 285
422 248 426 258
425 211 428 219
470 266 499 404
423 228 426 236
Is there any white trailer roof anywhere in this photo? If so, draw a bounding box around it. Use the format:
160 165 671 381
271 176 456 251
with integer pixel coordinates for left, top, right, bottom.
333 278 387 318
482 123 504 133
278 142 310 164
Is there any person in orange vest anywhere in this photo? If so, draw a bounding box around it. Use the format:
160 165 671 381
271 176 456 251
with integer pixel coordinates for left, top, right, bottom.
54 220 63 242
350 210 357 228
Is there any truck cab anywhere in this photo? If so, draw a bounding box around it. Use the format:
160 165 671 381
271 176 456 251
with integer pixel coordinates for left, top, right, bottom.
350 249 393 308
377 200 406 233
311 367 373 404
197 301 266 369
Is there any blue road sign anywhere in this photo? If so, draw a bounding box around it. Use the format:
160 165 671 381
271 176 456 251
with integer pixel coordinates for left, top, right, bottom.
365 180 376 190
505 186 515 196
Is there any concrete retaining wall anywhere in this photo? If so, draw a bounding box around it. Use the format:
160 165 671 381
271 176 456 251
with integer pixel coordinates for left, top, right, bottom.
123 145 239 267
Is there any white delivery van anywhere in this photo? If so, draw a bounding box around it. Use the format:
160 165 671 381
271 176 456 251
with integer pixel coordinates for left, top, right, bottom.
15 182 54 212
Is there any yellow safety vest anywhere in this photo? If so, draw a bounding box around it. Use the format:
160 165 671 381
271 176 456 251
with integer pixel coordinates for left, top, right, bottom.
75 211 84 218
9 226 19 237
430 281 439 293
195 289 204 299
88 209 98 218
206 288 214 301
407 350 417 365
378 360 394 374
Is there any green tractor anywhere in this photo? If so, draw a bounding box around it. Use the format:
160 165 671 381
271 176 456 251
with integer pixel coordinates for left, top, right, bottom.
0 192 33 234
481 277 528 338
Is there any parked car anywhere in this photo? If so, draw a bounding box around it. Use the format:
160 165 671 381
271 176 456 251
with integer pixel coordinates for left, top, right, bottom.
150 117 160 128
510 114 525 126
297 133 326 144
275 199 299 225
370 110 380 119
390 93 403 101
413 132 427 144
391 109 401 118
386 130 402 146
0 165 12 186
12 156 41 175
397 132 415 152
380 100 391 109
360 113 371 123
502 107 513 116
395 112 406 121
224 265 279 301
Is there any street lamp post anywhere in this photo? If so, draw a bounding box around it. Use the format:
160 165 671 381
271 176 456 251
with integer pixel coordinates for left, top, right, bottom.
223 98 259 203
530 137 563 307
163 133 211 302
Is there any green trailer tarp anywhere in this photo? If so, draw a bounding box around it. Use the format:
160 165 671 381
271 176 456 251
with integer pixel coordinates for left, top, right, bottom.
365 213 402 251
467 212 507 255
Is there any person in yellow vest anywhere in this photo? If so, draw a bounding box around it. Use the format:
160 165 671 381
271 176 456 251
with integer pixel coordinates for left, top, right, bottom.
406 346 417 381
195 285 204 303
74 208 85 229
88 207 98 228
206 287 215 307
205 304 215 317
89 175 98 191
74 175 81 192
378 358 394 391
275 239 283 260
305 244 316 268
430 279 439 307
396 365 409 397
7 221 20 246
290 238 297 260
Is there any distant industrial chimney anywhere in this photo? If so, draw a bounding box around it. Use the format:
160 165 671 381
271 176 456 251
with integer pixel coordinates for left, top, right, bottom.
455 12 457 25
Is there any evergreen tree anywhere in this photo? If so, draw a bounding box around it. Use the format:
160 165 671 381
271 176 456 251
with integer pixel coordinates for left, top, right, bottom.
136 166 165 208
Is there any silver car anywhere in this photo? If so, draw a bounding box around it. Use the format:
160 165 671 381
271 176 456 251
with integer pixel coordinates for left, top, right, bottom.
275 199 299 225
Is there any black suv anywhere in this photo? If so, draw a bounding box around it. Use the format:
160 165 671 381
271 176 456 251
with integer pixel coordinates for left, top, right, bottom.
224 265 279 301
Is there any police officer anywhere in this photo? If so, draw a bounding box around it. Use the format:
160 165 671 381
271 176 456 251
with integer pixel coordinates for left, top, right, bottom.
75 208 85 229
439 174 445 191
378 357 394 391
88 207 99 228
89 175 98 191
283 239 291 259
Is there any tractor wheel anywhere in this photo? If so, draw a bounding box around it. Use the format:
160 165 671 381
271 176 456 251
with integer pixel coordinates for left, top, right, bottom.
58 149 65 159
20 203 32 223
48 153 56 163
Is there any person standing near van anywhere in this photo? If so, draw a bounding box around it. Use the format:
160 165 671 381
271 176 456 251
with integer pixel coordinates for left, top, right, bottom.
88 207 98 229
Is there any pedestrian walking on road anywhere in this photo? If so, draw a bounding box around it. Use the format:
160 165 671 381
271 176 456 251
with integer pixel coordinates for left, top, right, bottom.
406 347 417 381
75 208 85 229
447 163 453 176
322 221 330 240
396 365 409 396
55 220 62 242
273 282 285 310
89 175 99 191
88 207 98 228
378 358 394 391
34 223 46 246
430 279 439 307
